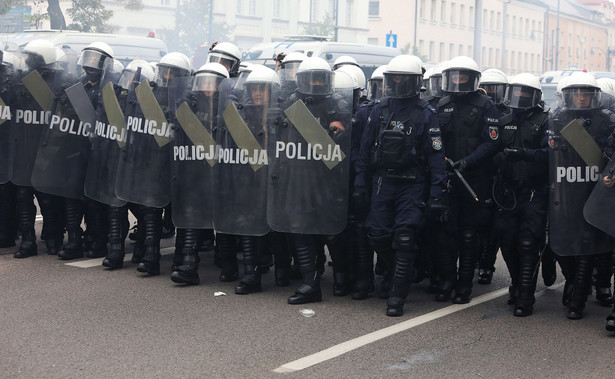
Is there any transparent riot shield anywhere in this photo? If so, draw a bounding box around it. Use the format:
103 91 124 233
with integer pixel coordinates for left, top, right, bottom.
0 62 16 184
115 80 172 208
10 65 56 186
213 78 270 236
267 86 352 235
31 70 93 199
584 158 615 238
84 62 131 207
548 118 611 256
168 76 216 229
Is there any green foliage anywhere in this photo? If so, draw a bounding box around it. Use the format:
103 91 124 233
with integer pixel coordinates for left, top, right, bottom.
0 0 24 16
67 0 113 32
301 12 334 39
167 0 234 57
25 12 49 29
117 0 144 11
400 43 428 62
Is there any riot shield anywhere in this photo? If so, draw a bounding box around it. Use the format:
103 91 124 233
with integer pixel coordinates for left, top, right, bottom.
0 61 16 184
10 65 57 186
213 78 270 236
31 70 94 199
84 62 131 207
548 118 611 256
168 76 216 229
583 158 615 238
115 80 172 208
267 86 352 235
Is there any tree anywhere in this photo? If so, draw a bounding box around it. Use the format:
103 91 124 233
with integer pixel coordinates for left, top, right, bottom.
301 13 334 39
167 0 234 58
47 0 67 29
67 0 113 32
400 43 428 63
0 0 24 16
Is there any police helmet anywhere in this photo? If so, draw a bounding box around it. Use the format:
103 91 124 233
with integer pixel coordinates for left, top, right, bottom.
78 42 113 74
192 62 229 93
480 68 508 104
336 63 365 91
504 73 542 109
279 52 307 82
117 59 155 90
596 77 615 97
442 56 481 93
155 51 192 86
295 57 334 96
383 55 423 98
429 60 448 97
561 72 601 110
333 55 359 70
368 64 386 101
23 39 56 70
245 66 280 105
207 42 241 77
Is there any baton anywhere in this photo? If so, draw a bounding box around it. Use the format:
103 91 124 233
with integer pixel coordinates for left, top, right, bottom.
445 158 479 202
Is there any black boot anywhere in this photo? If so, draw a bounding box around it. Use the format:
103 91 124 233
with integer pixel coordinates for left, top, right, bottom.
351 225 374 300
386 250 415 317
271 232 291 287
37 192 64 256
102 206 128 269
327 233 351 297
434 232 457 302
568 256 592 319
58 198 84 260
136 207 162 276
0 183 17 248
14 186 38 258
541 245 557 286
85 200 108 258
170 228 202 285
217 233 238 282
607 303 615 332
594 252 613 307
235 236 263 294
514 240 540 317
453 229 479 304
288 234 322 304
477 229 498 285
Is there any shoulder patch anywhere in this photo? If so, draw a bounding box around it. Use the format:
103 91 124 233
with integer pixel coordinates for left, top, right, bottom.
431 136 443 151
489 126 499 140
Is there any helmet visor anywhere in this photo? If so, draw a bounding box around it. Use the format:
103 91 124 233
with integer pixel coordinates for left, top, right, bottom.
156 65 189 86
383 73 422 98
78 50 107 70
428 75 443 97
505 84 542 109
296 69 333 95
562 87 601 110
367 78 383 100
482 83 507 104
117 69 139 90
207 52 238 74
279 62 301 82
192 72 224 95
246 82 272 105
442 69 481 93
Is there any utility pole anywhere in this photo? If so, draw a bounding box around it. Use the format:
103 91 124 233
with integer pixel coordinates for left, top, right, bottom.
501 0 509 71
555 0 560 70
334 0 339 42
414 0 418 49
208 0 213 44
474 0 482 66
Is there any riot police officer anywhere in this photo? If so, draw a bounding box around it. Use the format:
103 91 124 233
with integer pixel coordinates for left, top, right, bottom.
549 73 614 319
206 42 241 78
354 55 447 316
492 73 548 316
434 56 501 303
476 68 510 285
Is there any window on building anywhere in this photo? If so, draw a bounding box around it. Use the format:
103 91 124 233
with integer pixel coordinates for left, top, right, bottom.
496 49 500 65
440 42 445 60
431 0 436 20
369 0 379 16
458 43 463 55
449 43 454 59
518 17 523 35
429 41 435 60
450 2 456 24
460 4 465 25
531 53 535 71
420 0 425 18
347 0 354 24
419 39 425 55
483 9 487 30
273 0 281 18
310 0 318 22
469 6 474 27
511 51 515 71
489 48 493 66
512 16 516 35
441 0 446 22
237 0 242 14
368 37 379 45
525 19 529 34
490 10 494 30
532 20 536 33
497 12 501 30
467 45 472 57
518 51 522 69
249 0 256 16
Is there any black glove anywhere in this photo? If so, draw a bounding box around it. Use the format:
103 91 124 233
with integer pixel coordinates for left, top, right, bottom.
426 195 449 223
209 40 219 51
492 151 506 168
451 158 467 172
504 147 530 161
352 186 370 217
605 133 615 158
274 52 286 63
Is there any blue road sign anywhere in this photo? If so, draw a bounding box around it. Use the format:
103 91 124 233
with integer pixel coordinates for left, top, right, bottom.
386 33 397 48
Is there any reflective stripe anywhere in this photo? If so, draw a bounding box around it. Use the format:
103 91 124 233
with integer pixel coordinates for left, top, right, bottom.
21 70 54 112
176 102 217 167
560 119 603 169
65 82 97 131
134 80 171 147
102 82 127 148
222 102 265 172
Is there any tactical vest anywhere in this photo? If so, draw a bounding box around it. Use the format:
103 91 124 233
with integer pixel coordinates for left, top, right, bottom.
372 97 427 181
437 93 490 162
500 109 549 186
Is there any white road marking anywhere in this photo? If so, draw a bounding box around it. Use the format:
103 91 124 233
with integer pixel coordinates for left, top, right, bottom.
64 247 175 268
273 283 565 373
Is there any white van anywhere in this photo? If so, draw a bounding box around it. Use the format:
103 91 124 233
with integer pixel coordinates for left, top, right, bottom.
2 30 168 65
242 36 400 85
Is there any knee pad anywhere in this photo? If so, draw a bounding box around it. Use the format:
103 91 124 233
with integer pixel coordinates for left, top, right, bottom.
461 228 476 245
518 234 534 252
393 228 417 253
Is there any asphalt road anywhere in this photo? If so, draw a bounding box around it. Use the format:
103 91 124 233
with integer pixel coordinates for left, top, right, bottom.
1 220 614 378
